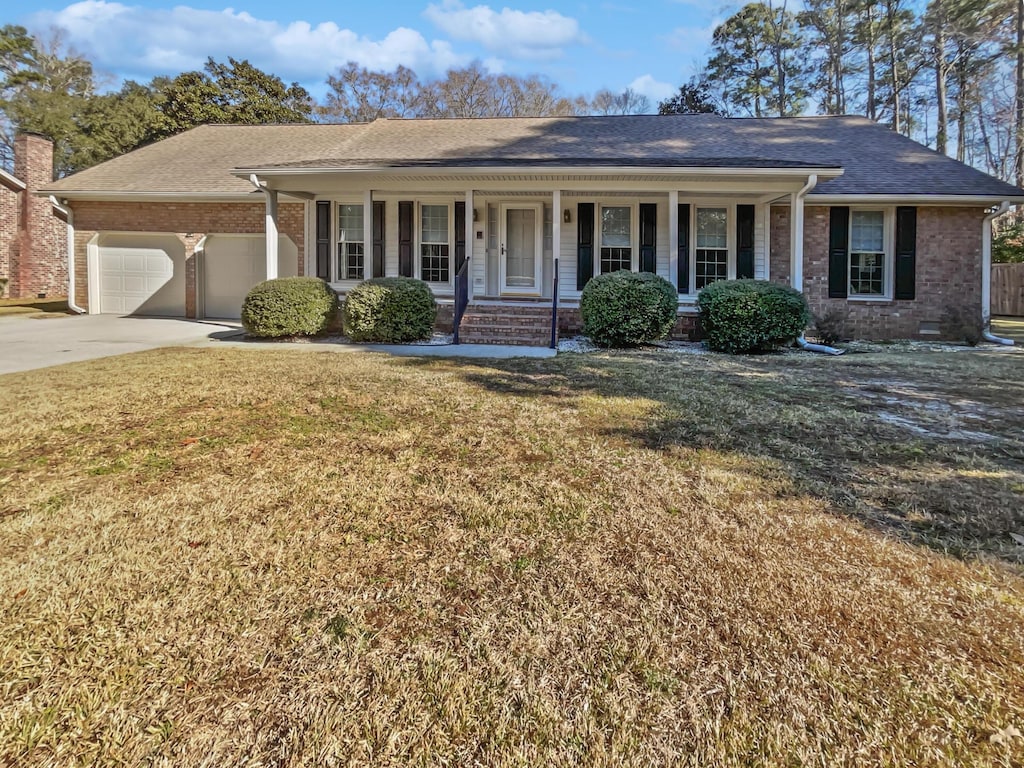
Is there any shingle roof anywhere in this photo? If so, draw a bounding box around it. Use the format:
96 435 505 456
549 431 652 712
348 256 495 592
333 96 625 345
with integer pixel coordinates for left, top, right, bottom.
42 123 366 195
42 114 1024 199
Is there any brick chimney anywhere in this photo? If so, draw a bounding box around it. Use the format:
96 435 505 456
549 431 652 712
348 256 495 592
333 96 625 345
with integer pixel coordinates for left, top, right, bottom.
11 133 66 299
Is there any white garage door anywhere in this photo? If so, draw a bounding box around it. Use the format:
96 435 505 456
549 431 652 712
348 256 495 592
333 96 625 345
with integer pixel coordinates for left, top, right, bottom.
203 235 298 319
98 234 186 316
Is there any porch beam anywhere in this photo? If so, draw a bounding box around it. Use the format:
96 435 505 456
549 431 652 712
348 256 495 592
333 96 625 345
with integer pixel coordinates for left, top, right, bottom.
363 189 373 281
668 190 679 291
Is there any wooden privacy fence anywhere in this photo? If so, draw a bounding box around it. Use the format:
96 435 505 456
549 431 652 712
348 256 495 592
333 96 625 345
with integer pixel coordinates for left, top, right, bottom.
992 263 1024 316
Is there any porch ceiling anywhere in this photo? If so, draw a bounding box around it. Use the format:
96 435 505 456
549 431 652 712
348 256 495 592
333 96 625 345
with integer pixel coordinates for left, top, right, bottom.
262 169 834 197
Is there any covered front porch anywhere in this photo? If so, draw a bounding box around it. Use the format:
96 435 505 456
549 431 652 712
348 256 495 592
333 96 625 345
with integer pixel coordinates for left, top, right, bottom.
240 165 842 343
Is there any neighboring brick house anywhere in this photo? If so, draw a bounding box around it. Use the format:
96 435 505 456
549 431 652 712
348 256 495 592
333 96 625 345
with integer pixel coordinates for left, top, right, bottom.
1 134 68 299
39 115 1024 341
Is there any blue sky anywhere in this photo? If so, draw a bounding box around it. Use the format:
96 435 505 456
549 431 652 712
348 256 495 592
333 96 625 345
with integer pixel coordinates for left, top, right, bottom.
15 0 731 106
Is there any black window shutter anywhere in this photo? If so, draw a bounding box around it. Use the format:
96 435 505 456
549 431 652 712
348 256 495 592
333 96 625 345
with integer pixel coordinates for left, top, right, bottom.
736 204 755 279
315 201 331 280
639 203 657 273
398 201 413 277
894 206 917 300
372 201 385 278
577 203 595 290
454 202 466 273
678 203 690 294
828 206 850 299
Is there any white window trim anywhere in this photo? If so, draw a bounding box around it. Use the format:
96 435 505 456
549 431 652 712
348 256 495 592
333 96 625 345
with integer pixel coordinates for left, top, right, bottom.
337 202 366 282
595 201 639 276
416 200 455 290
848 206 894 302
318 197 365 286
690 202 736 294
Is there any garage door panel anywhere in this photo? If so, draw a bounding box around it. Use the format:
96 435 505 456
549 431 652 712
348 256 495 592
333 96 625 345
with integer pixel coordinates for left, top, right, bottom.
203 235 299 319
97 234 186 317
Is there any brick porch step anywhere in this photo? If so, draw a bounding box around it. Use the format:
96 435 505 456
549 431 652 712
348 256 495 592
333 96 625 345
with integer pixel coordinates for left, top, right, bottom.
457 303 553 346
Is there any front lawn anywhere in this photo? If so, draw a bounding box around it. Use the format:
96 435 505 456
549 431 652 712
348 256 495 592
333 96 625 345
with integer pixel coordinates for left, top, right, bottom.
0 297 69 316
1 346 1023 765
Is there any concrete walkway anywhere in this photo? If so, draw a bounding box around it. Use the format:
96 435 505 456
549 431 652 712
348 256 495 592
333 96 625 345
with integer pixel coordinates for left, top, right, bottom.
0 314 555 375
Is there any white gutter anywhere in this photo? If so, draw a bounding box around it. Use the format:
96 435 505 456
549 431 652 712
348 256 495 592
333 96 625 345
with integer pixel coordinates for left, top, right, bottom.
808 194 1024 205
50 196 85 314
231 165 846 179
982 200 1014 345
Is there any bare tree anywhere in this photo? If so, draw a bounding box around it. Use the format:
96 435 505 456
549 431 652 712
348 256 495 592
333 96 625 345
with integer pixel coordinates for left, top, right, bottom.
589 87 651 115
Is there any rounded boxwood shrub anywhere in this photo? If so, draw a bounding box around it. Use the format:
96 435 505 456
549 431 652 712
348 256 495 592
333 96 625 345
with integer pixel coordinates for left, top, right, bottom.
241 277 338 338
342 277 437 343
697 279 810 354
579 270 678 347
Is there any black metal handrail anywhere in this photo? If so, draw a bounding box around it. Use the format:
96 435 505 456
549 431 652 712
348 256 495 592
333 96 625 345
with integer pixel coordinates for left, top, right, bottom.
549 257 559 349
453 256 470 344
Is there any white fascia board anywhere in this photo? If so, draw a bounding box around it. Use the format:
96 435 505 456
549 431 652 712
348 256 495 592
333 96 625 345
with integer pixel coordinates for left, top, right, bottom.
0 168 27 191
35 191 311 203
231 165 845 179
805 193 1024 205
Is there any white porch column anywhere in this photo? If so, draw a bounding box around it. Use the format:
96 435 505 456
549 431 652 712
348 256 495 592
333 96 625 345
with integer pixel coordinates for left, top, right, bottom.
668 190 679 291
363 189 373 281
790 191 804 294
265 189 279 280
465 189 474 301
552 189 562 297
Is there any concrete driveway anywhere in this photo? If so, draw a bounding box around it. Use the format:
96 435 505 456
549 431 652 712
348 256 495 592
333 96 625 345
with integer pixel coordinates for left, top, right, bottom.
0 314 243 375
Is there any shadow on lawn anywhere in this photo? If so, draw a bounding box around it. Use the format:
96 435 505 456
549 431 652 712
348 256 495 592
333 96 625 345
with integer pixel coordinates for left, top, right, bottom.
411 349 1024 566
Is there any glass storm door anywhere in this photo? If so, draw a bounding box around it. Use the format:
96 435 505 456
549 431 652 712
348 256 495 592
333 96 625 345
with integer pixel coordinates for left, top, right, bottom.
500 204 543 294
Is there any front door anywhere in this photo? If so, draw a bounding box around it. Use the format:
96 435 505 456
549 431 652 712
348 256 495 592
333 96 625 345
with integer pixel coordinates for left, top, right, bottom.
499 203 543 295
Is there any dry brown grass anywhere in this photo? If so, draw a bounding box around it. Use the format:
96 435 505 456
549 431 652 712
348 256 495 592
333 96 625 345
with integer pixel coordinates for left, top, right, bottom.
0 297 69 317
1 345 1023 766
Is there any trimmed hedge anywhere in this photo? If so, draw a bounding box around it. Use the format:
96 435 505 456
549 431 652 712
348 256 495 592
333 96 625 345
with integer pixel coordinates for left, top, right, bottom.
241 277 338 338
343 277 437 343
697 279 809 354
580 270 678 347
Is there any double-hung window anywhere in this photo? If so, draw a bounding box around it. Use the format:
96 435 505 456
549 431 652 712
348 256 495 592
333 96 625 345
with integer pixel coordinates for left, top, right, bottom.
695 207 728 289
338 204 364 280
600 206 632 273
849 210 887 297
420 204 449 283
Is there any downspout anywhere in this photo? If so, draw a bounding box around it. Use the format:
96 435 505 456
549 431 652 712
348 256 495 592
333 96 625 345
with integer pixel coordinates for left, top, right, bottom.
796 334 845 355
249 174 279 281
790 174 817 295
982 201 1014 345
50 196 85 314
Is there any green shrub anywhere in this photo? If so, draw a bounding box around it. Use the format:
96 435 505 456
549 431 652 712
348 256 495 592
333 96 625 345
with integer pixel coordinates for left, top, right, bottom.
813 305 848 346
580 270 678 347
940 304 983 346
993 220 1024 263
343 277 437 343
697 279 809 354
241 277 338 338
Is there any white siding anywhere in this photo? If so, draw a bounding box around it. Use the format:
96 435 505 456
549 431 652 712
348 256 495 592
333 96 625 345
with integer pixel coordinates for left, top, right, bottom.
754 202 767 279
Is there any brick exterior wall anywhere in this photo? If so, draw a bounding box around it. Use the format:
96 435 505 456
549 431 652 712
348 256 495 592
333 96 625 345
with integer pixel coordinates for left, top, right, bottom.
769 205 792 287
0 183 15 297
70 200 305 317
771 204 986 340
0 135 68 299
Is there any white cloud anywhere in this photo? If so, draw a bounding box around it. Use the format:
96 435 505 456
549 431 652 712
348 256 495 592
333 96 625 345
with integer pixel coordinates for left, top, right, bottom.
423 0 584 59
26 1 468 87
664 22 718 55
628 74 676 103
